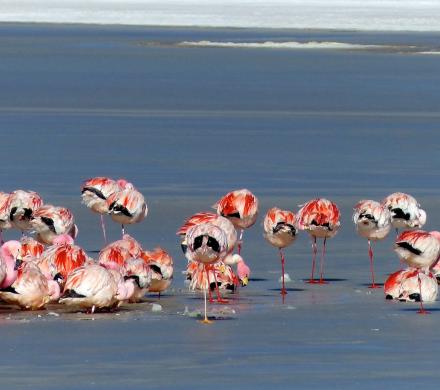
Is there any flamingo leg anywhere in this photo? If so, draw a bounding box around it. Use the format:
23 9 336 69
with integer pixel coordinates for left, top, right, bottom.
318 237 328 284
212 266 228 304
417 271 429 315
121 224 125 237
205 265 214 303
368 240 380 289
279 248 287 296
0 229 3 245
307 236 318 284
100 214 107 244
237 229 244 255
200 264 213 324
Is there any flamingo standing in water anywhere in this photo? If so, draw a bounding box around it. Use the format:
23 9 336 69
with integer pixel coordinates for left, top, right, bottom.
107 186 147 237
8 190 43 234
178 211 238 302
81 177 122 243
214 189 258 256
297 198 340 284
185 222 227 324
263 207 297 296
382 192 426 235
0 192 12 244
393 230 440 314
353 200 392 288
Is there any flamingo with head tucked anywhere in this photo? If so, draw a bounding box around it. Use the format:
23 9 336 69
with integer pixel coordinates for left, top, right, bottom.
353 200 391 288
263 207 297 296
214 189 258 256
185 222 228 324
393 230 440 314
297 198 340 284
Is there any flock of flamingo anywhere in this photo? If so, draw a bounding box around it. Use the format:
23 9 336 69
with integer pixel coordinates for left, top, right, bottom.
0 179 438 324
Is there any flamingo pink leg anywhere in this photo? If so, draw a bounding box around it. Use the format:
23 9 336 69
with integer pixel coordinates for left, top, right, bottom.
306 236 318 284
368 240 380 289
212 265 228 304
279 248 287 296
417 271 429 315
100 214 107 244
318 238 328 284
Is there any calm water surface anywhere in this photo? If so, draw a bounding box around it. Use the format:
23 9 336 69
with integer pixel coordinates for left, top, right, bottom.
0 23 440 389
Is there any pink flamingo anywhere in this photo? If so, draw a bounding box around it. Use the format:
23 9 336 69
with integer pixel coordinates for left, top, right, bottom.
384 268 437 303
0 240 22 289
8 190 43 234
81 177 121 243
178 212 237 302
0 261 59 310
263 207 297 296
393 230 440 314
30 205 78 245
353 200 391 288
107 186 148 237
141 247 174 296
185 222 228 324
297 198 340 284
213 189 258 255
382 192 426 234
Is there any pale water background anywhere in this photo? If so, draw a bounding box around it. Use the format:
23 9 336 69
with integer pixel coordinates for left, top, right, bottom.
1 23 440 389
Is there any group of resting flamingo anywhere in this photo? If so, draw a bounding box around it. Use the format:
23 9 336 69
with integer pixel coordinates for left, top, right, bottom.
0 180 438 322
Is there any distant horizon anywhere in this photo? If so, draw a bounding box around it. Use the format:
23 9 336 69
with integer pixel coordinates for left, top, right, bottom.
1 0 440 31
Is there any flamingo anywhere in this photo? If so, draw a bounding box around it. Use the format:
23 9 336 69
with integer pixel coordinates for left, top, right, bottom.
178 212 237 302
59 264 119 313
35 234 87 288
393 230 440 314
0 192 12 244
8 190 43 234
185 222 228 324
30 204 78 245
141 247 173 296
124 258 153 303
353 200 392 288
81 177 121 243
384 268 438 303
263 207 297 296
297 198 340 284
0 261 59 310
382 192 426 234
107 186 148 237
0 240 22 289
213 189 258 255
98 234 143 270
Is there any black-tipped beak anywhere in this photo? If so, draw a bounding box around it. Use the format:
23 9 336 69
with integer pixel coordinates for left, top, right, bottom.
180 243 188 254
14 258 23 271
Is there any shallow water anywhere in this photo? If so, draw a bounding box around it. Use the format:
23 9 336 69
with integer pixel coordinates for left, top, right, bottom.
1 23 440 389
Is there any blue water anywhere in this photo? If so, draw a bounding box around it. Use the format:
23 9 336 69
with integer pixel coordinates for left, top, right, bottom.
1 23 440 389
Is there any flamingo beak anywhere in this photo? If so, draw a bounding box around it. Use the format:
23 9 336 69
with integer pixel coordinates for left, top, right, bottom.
240 276 249 286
